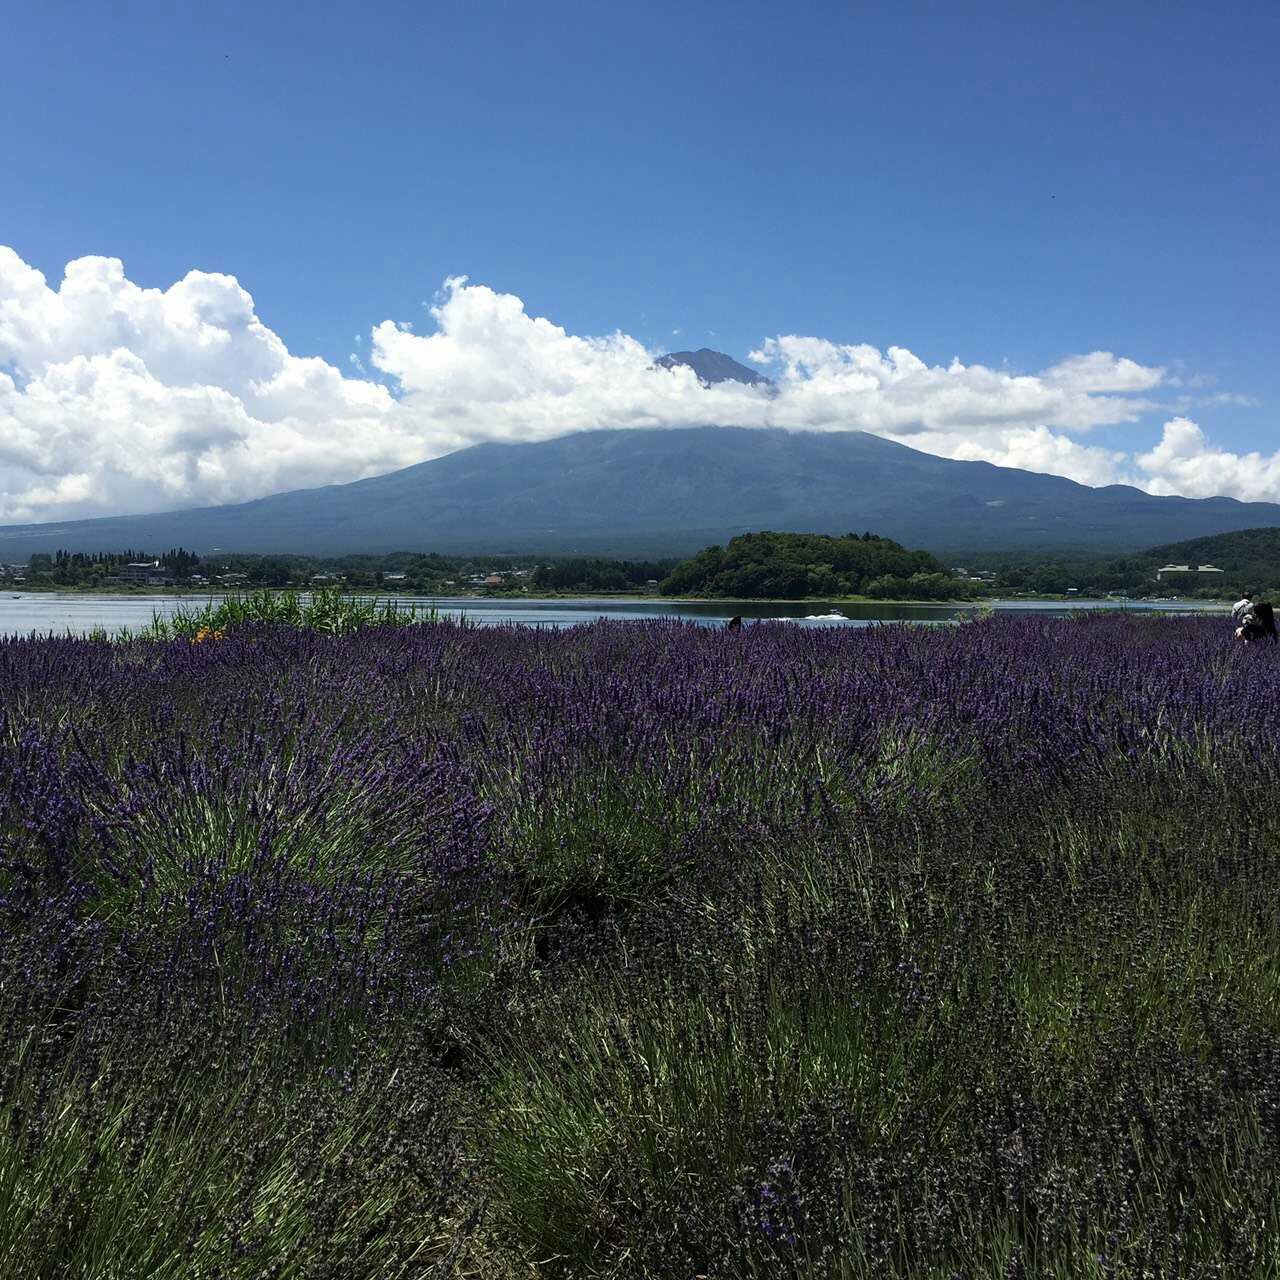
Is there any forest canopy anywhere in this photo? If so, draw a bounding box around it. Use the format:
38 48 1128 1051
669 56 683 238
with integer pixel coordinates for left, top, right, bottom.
659 531 964 600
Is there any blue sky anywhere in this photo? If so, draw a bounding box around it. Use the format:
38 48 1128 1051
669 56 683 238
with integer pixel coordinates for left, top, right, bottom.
0 1 1276 520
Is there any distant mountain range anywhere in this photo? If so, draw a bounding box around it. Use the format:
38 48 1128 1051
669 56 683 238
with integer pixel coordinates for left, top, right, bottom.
3 424 1279 559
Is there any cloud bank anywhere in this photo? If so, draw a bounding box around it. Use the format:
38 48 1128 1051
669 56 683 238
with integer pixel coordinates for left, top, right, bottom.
0 247 1267 522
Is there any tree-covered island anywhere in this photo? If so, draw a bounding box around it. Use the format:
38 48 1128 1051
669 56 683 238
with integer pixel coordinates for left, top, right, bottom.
660 531 966 600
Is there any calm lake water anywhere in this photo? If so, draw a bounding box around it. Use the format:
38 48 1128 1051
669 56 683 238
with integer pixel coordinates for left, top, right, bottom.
0 593 1228 637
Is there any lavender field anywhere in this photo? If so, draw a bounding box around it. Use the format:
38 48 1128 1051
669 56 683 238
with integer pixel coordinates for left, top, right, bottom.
3 614 1280 1278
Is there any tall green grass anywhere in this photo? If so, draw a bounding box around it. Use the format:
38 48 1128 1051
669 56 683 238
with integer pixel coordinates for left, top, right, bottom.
0 1019 472 1280
142 588 439 639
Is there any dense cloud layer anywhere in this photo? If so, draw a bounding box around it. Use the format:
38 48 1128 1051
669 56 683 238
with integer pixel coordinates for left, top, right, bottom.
0 247 1267 521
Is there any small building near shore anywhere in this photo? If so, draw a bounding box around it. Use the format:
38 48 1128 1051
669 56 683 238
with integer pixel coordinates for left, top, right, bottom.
1156 563 1226 582
119 561 171 585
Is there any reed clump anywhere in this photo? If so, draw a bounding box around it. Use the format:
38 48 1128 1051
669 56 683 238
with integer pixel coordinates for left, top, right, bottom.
141 586 436 639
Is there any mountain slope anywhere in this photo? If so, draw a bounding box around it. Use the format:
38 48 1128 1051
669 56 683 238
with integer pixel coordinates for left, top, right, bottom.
1 426 1279 558
1145 527 1280 566
1142 527 1280 589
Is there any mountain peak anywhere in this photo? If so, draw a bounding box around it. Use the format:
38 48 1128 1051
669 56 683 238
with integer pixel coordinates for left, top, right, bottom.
654 348 769 388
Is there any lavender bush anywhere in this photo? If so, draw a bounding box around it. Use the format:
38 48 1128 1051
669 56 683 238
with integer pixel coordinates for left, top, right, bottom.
2 614 1279 1277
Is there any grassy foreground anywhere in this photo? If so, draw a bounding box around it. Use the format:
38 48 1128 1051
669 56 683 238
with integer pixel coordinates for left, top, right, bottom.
2 613 1279 1277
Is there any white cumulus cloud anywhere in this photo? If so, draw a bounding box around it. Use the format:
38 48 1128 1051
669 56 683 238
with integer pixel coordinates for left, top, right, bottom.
0 248 408 520
1137 418 1280 503
749 337 1156 435
0 246 1266 522
921 426 1129 489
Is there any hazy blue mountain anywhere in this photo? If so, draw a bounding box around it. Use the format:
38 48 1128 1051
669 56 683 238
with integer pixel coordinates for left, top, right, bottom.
654 348 770 387
2 425 1279 559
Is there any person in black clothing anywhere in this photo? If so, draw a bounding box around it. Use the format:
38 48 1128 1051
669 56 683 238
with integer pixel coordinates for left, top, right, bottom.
1240 600 1277 644
726 615 743 631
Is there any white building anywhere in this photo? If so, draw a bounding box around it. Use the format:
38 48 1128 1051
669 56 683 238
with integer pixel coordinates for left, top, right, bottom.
119 561 170 585
1156 563 1227 581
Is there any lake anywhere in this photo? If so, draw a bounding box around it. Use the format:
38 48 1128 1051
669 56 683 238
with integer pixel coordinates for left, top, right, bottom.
0 592 1228 637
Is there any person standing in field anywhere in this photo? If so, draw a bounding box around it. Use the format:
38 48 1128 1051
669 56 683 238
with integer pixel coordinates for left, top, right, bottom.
1239 600 1278 645
1233 591 1257 636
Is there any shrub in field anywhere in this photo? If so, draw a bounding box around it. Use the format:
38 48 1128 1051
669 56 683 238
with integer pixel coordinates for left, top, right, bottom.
0 1014 472 1279
480 798 1280 1276
143 587 436 640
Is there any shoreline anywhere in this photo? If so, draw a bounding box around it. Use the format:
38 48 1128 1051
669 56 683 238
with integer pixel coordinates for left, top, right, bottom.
0 588 1233 614
0 585 1232 609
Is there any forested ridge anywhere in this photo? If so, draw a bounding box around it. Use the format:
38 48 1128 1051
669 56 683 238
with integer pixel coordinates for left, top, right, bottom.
659 531 964 599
